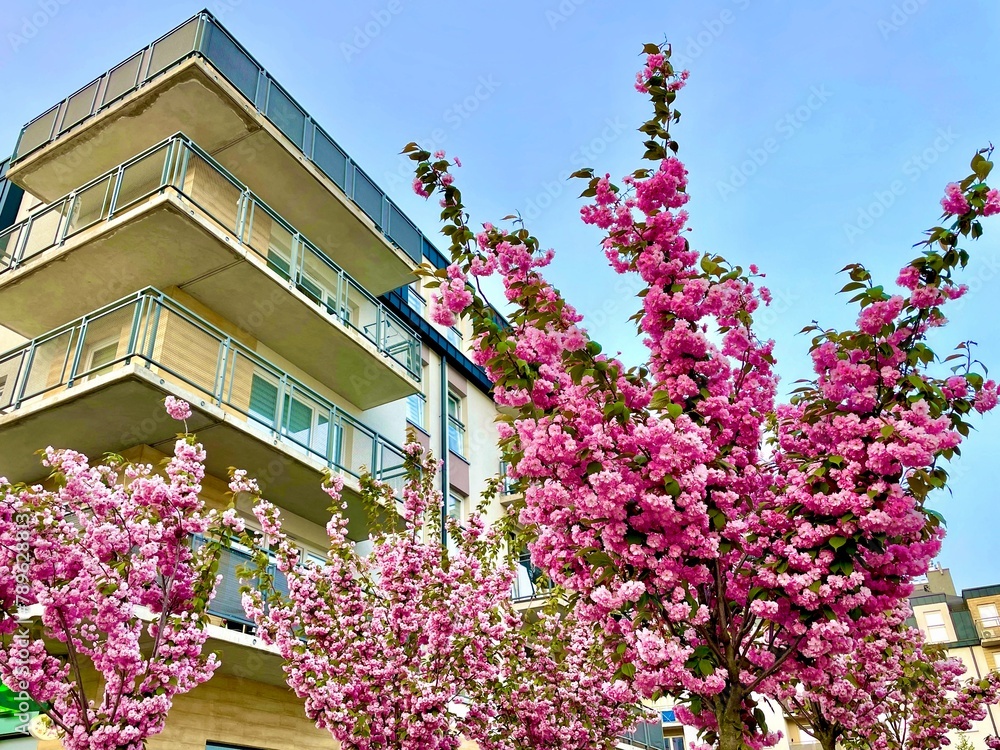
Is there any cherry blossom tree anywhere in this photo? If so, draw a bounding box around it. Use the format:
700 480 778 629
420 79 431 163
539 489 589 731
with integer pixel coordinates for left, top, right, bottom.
0 398 235 750
406 42 1000 750
236 441 639 750
779 623 1000 750
478 599 638 750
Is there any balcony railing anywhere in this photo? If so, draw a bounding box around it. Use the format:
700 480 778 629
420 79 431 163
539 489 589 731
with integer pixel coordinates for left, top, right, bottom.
975 617 1000 641
620 712 667 750
0 134 421 381
194 537 289 632
0 288 408 493
512 552 553 604
499 460 518 496
10 10 444 268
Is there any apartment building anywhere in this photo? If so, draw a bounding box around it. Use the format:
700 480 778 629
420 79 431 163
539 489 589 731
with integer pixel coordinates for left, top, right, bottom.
0 10 510 749
907 569 1000 747
651 566 1000 750
0 10 669 750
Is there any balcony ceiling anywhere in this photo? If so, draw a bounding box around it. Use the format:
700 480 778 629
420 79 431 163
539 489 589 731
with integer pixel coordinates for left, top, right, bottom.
0 366 392 539
7 59 415 296
0 193 418 409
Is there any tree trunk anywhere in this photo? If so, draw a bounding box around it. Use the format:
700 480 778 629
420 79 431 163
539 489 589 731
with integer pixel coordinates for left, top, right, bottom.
716 697 746 750
816 727 839 750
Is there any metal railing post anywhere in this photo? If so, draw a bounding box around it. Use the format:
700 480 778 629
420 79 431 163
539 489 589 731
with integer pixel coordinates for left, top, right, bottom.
274 372 288 436
13 215 33 270
124 294 146 362
375 304 384 353
235 191 249 243
107 165 125 218
144 297 162 362
57 196 74 245
12 341 37 409
66 319 88 385
213 337 230 406
159 141 175 192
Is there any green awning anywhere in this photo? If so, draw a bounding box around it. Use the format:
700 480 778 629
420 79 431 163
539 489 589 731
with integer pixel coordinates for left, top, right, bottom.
0 683 39 716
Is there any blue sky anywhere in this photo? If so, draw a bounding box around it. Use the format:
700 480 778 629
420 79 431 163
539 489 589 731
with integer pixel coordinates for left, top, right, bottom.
2 0 999 589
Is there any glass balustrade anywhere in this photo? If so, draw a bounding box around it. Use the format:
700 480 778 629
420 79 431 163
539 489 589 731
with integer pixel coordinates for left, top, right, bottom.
10 11 435 267
0 288 409 495
0 134 421 381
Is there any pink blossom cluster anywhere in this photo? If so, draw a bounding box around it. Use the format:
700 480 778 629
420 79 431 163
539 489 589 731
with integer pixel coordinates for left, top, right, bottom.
238 443 638 750
0 401 227 750
781 615 1000 750
409 43 999 749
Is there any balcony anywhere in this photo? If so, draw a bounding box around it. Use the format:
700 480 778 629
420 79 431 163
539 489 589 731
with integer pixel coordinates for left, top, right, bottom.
512 553 553 605
620 712 667 750
0 134 419 408
0 289 406 535
499 459 522 505
975 617 1000 644
6 12 429 295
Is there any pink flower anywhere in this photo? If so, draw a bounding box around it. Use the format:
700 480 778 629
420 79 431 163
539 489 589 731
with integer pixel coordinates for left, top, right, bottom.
857 296 904 334
896 265 921 290
974 380 998 414
412 177 429 198
220 509 246 533
983 188 1000 216
164 396 192 421
941 182 970 215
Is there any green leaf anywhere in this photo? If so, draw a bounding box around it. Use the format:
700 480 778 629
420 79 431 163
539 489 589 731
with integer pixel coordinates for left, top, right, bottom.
829 536 847 550
925 508 948 528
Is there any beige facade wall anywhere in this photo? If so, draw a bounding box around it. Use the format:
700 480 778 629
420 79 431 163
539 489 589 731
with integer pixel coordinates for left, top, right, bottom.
31 674 336 750
149 674 336 750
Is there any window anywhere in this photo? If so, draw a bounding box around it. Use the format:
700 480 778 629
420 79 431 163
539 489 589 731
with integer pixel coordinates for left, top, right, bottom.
446 325 463 348
0 374 7 402
979 603 1000 628
924 610 949 643
266 247 291 280
670 737 685 750
446 492 467 553
447 390 465 457
405 282 426 317
447 492 466 523
303 551 327 567
84 338 119 379
248 374 341 462
406 391 426 429
249 373 279 427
